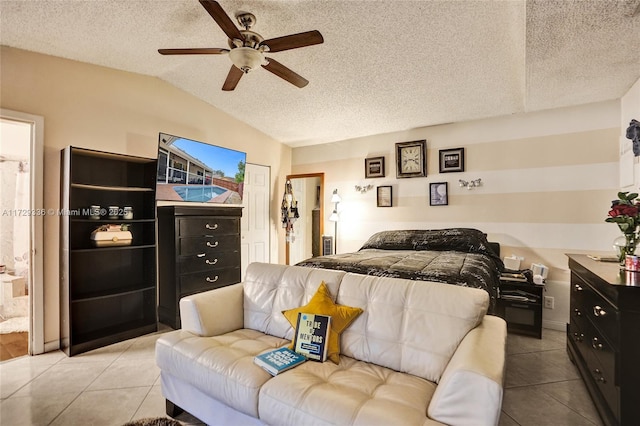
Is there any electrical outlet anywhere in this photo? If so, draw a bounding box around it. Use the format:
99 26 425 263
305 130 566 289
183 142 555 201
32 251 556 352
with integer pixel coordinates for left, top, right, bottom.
544 296 555 309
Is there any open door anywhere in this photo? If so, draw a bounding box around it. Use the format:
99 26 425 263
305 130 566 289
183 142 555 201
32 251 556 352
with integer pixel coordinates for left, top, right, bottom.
285 173 324 265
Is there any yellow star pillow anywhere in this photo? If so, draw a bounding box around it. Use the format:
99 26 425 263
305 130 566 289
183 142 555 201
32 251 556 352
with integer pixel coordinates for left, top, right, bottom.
282 281 363 364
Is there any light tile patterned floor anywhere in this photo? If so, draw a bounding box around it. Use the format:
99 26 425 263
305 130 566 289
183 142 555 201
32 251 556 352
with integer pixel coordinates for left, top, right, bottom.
0 327 601 425
500 329 603 426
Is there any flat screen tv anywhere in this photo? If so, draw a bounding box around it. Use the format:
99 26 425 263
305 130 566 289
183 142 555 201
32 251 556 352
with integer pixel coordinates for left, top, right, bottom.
156 133 246 204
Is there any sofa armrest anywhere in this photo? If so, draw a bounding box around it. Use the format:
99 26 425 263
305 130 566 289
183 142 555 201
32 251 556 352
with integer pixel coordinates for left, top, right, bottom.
427 315 507 426
179 283 244 337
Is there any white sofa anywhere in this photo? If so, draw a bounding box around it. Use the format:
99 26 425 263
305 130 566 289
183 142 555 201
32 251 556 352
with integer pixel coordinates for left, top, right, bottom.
155 262 507 426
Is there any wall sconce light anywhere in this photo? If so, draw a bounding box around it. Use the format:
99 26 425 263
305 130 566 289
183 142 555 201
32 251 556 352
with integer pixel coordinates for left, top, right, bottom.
354 184 374 194
459 178 482 190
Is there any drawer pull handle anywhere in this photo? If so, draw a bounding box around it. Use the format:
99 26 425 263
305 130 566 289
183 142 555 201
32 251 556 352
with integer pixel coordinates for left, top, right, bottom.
206 276 219 283
206 223 218 230
206 241 219 248
574 308 582 316
591 337 603 350
598 377 606 383
594 368 601 374
574 284 583 291
196 253 206 258
593 305 607 317
205 258 218 265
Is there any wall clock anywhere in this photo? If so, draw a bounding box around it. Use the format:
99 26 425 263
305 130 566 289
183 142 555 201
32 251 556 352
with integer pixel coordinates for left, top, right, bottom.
396 140 427 178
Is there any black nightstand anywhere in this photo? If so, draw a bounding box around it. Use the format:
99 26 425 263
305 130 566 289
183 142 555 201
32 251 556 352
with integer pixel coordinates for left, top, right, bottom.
496 277 543 339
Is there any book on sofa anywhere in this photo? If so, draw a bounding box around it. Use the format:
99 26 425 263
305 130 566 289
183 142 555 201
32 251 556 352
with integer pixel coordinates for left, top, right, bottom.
292 312 331 362
254 347 307 376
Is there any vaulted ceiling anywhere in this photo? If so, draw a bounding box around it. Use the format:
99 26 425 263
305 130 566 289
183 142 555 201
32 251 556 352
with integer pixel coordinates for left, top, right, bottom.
1 0 639 147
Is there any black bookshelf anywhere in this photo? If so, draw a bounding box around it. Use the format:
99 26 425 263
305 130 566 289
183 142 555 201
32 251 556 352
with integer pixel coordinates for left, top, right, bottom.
60 146 157 356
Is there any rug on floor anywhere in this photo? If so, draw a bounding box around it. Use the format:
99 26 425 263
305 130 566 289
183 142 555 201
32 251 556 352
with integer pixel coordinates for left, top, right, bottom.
122 418 181 426
0 316 28 333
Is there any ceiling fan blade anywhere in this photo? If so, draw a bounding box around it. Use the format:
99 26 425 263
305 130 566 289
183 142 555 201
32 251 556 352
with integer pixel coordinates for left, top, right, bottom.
158 48 229 55
222 65 244 91
262 57 309 88
199 0 243 41
261 30 324 53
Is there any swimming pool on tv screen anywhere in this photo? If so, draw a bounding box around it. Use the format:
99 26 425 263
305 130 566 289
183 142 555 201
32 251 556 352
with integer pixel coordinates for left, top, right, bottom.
173 185 227 202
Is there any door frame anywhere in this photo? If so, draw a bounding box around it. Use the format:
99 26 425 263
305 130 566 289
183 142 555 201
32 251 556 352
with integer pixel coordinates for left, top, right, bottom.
0 109 45 355
285 173 324 265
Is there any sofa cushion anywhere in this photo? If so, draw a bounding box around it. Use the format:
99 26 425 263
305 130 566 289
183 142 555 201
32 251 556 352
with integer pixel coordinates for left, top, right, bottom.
282 281 363 364
259 356 443 426
336 273 489 383
243 263 347 340
155 328 288 418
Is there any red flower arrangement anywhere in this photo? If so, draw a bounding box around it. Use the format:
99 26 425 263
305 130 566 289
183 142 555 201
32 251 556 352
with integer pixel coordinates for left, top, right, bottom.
606 192 640 262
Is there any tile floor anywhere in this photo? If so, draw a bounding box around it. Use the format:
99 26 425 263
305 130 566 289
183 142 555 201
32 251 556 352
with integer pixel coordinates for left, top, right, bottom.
500 329 602 426
0 327 601 426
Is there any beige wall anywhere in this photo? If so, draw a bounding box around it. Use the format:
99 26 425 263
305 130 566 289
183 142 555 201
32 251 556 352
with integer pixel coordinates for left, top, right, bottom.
0 47 291 347
621 77 640 189
292 100 621 330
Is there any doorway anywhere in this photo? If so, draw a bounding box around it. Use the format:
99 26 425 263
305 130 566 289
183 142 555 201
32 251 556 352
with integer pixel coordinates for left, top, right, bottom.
285 173 324 265
241 163 271 278
0 109 44 358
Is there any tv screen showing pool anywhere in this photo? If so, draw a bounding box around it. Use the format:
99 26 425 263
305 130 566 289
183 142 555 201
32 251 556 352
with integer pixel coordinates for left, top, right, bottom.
156 133 246 204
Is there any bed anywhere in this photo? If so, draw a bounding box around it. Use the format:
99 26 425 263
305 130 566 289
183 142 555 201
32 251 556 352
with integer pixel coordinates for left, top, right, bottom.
295 228 504 312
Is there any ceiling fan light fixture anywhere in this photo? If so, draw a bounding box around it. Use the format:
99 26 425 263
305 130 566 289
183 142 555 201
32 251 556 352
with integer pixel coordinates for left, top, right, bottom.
228 47 264 73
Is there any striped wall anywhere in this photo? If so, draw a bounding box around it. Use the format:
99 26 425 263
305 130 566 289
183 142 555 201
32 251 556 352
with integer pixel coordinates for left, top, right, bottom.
292 100 621 330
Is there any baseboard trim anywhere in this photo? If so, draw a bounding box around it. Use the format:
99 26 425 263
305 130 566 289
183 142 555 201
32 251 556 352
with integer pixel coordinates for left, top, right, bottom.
543 320 566 331
44 340 60 353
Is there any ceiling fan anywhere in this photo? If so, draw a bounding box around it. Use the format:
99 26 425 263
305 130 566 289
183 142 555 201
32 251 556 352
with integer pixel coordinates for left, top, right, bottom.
159 0 324 91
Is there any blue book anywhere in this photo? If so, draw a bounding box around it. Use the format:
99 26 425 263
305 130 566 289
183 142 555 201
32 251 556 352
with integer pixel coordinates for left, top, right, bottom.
293 313 331 362
254 347 307 376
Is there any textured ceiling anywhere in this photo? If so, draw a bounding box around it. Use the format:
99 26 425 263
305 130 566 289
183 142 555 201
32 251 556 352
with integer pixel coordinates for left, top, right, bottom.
1 0 639 147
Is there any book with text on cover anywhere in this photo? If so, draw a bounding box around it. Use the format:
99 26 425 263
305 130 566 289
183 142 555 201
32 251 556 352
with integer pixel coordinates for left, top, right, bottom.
293 312 331 362
254 347 307 376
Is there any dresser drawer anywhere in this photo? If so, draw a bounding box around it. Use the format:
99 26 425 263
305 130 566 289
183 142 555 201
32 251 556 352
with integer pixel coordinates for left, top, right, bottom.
568 320 590 365
179 235 240 256
583 320 620 421
178 217 239 237
179 267 241 296
584 287 619 348
179 250 241 274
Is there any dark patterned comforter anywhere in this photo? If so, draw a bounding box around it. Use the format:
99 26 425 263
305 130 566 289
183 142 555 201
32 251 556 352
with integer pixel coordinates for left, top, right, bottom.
296 228 503 312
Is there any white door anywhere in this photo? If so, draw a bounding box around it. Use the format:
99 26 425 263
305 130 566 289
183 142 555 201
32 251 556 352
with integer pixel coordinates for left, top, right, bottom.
0 109 44 355
241 163 271 279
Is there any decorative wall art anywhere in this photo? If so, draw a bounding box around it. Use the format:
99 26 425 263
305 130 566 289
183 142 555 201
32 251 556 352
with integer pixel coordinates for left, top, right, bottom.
281 179 299 242
627 119 640 156
377 186 392 207
365 156 385 178
429 182 448 206
439 148 465 173
396 140 427 178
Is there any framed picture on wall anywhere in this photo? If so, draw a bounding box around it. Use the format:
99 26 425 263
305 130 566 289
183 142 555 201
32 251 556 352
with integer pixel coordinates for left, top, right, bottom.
377 186 392 207
365 156 385 178
429 182 448 206
439 148 465 173
396 140 427 178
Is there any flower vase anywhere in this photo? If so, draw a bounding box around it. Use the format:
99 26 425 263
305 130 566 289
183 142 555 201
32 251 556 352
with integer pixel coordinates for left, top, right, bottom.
614 233 639 265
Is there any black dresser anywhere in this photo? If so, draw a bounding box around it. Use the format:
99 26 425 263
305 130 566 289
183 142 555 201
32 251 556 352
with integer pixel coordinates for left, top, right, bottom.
157 205 242 329
567 254 640 426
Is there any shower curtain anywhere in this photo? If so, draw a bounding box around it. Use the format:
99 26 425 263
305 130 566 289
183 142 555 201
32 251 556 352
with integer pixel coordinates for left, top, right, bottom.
13 162 29 282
